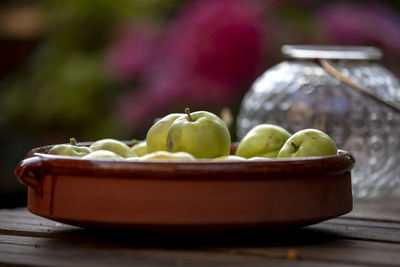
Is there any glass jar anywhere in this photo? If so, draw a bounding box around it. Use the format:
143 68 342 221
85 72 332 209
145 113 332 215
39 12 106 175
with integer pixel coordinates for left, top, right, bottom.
237 45 400 200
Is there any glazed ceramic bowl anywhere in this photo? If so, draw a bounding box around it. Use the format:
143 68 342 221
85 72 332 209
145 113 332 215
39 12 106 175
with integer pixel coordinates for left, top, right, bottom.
15 143 355 231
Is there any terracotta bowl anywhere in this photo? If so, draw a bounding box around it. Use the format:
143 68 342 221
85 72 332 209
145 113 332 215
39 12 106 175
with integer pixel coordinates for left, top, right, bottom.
15 143 355 231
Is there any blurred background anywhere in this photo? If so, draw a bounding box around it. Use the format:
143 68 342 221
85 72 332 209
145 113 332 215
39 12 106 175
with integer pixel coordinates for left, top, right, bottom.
1 0 400 208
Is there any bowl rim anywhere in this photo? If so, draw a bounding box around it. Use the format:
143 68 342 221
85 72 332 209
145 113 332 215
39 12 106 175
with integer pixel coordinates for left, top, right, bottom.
17 142 355 181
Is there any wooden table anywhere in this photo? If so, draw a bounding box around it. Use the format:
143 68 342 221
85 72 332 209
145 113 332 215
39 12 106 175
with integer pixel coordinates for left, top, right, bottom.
1 188 399 267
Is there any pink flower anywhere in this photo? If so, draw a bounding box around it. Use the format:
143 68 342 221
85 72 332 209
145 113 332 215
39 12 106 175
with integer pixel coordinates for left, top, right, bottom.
104 21 161 82
318 3 400 55
115 0 268 128
161 0 265 88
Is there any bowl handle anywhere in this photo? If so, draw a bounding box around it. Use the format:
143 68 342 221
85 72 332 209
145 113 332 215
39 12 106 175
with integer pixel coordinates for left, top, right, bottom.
14 156 43 194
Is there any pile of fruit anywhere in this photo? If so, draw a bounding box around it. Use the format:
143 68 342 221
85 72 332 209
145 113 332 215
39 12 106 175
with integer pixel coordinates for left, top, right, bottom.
48 108 337 161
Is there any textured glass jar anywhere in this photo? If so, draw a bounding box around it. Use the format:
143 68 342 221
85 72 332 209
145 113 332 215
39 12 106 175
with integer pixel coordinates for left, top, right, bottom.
237 45 400 200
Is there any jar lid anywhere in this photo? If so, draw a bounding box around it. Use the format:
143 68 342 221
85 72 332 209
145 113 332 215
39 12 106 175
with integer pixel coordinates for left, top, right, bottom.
282 45 382 60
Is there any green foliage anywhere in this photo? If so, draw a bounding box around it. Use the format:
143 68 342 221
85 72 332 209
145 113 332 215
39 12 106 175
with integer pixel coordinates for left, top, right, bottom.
1 0 185 138
2 49 111 133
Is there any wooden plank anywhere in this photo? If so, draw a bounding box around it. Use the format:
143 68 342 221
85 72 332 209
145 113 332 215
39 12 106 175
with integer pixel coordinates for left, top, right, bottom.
1 219 399 252
348 206 400 223
0 208 61 226
0 237 341 267
0 251 350 267
0 218 78 239
0 225 399 265
1 220 398 246
1 233 399 267
307 222 400 244
347 187 400 222
2 207 400 232
0 208 80 238
328 217 400 230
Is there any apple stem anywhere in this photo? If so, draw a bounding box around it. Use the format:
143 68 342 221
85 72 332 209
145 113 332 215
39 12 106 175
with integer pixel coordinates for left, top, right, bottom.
167 140 174 152
290 141 299 151
70 138 77 146
185 108 193 122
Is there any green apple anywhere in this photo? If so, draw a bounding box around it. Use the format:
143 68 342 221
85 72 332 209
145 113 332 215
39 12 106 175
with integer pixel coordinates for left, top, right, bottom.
140 151 196 161
235 124 291 158
89 138 136 158
146 113 184 153
277 129 337 158
166 108 231 159
212 155 247 161
131 141 147 157
82 150 123 160
48 138 92 157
